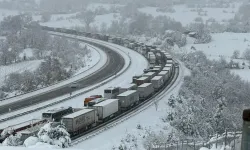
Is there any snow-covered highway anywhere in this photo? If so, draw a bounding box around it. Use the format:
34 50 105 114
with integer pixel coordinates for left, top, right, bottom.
0 32 148 130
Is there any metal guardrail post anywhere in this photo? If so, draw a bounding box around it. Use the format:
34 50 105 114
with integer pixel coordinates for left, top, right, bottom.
193 140 195 150
225 129 227 147
233 131 236 150
216 133 218 148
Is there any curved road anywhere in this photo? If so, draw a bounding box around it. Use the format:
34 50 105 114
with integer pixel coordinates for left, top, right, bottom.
0 38 125 115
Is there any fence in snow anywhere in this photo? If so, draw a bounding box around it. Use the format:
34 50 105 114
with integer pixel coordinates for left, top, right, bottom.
146 130 242 150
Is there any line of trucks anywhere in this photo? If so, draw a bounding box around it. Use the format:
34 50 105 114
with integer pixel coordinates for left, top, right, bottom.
0 26 178 143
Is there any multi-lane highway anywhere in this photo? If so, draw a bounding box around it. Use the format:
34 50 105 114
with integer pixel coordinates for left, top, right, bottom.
0 38 125 115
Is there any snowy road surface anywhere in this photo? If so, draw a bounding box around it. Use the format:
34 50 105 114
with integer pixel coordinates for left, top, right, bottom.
0 33 148 131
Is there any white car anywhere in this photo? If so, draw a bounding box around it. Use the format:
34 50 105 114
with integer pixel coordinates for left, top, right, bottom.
69 82 79 88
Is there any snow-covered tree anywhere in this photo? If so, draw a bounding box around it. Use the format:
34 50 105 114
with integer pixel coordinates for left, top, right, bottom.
231 50 240 59
41 12 52 23
243 48 250 62
36 57 69 86
188 23 212 44
168 94 176 108
77 10 96 30
37 122 71 148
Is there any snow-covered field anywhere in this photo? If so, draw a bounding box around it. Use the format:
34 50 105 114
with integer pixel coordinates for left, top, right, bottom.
139 3 241 26
39 13 121 30
183 33 250 82
231 68 250 82
87 3 124 11
185 33 250 58
0 60 42 86
0 9 18 21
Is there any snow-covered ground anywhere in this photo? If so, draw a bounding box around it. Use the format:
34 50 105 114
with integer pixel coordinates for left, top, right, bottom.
71 62 190 150
231 68 250 82
183 33 250 82
0 34 148 132
87 3 124 11
38 12 121 30
185 33 250 59
0 9 18 21
0 146 81 150
139 3 241 26
0 60 42 87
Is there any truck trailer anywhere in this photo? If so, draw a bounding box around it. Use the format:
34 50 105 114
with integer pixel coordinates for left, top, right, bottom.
117 90 139 110
151 76 164 91
158 71 169 82
91 99 119 122
62 109 97 136
119 84 137 94
137 83 154 100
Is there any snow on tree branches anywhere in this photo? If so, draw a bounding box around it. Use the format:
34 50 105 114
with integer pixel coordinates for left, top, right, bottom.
37 122 71 148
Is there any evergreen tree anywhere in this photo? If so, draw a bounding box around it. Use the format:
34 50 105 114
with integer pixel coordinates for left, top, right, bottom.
168 94 176 108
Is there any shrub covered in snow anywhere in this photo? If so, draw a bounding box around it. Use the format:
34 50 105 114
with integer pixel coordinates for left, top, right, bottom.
23 136 39 147
37 122 71 148
2 134 22 146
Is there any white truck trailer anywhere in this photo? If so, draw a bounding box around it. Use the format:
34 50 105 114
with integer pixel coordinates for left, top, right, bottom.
117 90 139 110
143 72 156 79
151 76 164 91
92 99 119 122
158 71 169 82
119 83 137 94
62 109 97 135
137 83 154 100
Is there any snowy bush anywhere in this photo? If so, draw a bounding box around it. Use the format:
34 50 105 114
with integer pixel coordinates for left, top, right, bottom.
162 30 186 47
2 134 22 146
41 12 51 22
187 23 212 44
23 136 39 147
37 122 71 148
